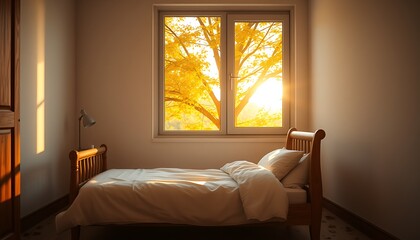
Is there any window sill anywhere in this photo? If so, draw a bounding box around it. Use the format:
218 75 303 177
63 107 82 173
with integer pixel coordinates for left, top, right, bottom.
152 135 287 143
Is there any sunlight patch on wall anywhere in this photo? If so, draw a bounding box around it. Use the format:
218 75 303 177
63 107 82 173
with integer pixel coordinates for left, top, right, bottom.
36 0 45 154
36 62 45 154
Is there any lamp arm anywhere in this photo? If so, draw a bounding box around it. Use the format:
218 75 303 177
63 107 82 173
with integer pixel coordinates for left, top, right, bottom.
78 116 82 150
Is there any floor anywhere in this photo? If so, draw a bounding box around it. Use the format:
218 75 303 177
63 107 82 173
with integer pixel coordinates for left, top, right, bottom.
22 208 371 240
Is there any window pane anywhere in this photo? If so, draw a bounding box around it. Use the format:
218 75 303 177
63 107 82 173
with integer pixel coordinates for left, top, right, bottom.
164 16 221 131
233 21 283 128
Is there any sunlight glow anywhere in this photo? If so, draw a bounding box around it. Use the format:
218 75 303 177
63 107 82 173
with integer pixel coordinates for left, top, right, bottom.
147 180 207 185
0 134 12 203
36 1 45 154
268 149 281 161
249 79 282 112
212 86 221 101
101 181 116 185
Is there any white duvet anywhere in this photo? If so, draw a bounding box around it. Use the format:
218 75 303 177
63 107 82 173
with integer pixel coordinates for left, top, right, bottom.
56 161 288 232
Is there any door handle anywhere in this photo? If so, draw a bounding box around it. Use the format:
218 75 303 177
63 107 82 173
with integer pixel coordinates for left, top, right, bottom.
229 74 240 91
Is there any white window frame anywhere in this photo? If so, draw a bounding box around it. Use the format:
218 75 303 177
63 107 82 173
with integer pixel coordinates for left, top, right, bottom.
226 13 290 135
152 5 303 140
158 12 227 136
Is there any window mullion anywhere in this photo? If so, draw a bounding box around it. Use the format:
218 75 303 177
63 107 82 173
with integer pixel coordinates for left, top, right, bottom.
219 13 227 134
226 14 236 134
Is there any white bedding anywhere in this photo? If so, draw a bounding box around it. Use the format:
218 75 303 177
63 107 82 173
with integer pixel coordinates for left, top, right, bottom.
55 161 289 232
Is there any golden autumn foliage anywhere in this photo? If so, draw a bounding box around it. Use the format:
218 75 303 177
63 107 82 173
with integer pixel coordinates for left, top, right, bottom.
164 16 283 131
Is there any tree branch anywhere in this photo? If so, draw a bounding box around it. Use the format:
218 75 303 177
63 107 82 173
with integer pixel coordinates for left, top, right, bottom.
165 96 220 128
235 44 282 118
165 24 190 56
239 23 274 71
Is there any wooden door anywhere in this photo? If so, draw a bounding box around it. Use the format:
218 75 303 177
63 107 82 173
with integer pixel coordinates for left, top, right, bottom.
0 0 20 239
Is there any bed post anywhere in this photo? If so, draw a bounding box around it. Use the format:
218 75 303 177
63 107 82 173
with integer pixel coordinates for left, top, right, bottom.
285 128 326 240
69 150 80 204
285 127 297 149
69 150 81 240
101 143 108 171
309 129 326 240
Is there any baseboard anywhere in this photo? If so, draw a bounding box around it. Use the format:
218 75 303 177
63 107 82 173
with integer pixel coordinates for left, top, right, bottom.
323 198 399 240
21 195 69 232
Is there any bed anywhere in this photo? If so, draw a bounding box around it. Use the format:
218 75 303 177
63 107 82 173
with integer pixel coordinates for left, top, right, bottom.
56 128 325 240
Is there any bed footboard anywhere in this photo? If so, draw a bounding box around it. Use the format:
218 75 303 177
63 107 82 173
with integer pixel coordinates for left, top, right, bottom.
69 144 107 204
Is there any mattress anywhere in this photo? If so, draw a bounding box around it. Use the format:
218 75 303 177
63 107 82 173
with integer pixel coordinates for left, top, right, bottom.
285 187 307 204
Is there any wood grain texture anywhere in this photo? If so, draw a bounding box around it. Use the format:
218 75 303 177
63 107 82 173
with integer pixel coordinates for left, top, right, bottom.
0 0 11 108
0 131 12 238
0 0 20 239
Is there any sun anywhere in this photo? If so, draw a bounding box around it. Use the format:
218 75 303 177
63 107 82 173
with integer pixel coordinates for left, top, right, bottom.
249 78 283 112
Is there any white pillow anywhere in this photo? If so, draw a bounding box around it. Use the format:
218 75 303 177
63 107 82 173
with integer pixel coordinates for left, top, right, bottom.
281 153 310 188
258 147 304 180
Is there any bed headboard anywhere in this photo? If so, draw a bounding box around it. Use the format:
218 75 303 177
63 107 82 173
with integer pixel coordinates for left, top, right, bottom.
285 128 326 203
69 144 108 203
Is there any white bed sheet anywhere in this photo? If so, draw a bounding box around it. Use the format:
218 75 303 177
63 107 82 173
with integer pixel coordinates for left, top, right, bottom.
56 162 290 232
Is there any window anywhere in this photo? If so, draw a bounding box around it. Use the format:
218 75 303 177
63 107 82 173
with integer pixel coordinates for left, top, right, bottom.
158 11 290 135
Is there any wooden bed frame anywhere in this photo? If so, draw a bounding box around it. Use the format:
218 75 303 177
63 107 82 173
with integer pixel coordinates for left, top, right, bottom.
68 128 325 240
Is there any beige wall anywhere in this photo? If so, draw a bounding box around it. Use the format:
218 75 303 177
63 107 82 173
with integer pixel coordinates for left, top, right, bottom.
19 0 308 219
21 1 420 238
75 0 309 170
310 0 420 239
20 0 76 217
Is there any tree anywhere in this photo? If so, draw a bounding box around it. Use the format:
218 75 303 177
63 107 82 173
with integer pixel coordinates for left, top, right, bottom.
163 16 283 131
